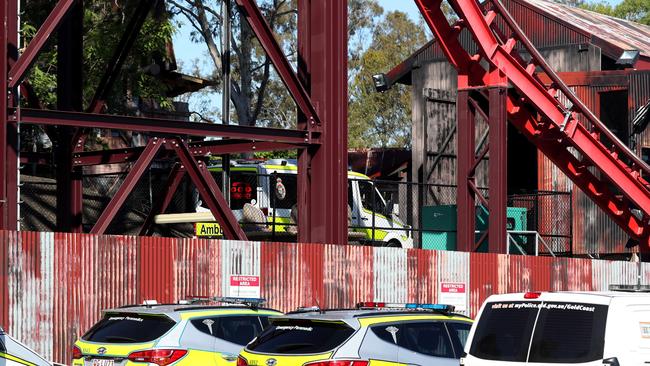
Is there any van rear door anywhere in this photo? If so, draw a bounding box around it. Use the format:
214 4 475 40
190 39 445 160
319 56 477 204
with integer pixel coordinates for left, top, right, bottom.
467 301 608 365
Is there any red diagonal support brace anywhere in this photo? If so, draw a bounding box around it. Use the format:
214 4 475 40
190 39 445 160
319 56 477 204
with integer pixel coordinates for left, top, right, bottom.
235 0 321 125
139 163 186 236
90 138 162 234
170 139 247 241
8 0 77 88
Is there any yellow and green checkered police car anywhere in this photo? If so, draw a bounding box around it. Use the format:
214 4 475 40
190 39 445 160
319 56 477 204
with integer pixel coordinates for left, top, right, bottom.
72 298 281 366
238 302 473 366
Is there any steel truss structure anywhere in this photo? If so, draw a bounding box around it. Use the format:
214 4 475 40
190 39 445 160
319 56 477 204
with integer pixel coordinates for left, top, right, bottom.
1 0 348 243
4 0 648 252
414 0 650 250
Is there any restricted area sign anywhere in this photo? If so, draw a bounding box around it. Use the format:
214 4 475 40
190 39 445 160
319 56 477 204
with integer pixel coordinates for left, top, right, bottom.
439 282 467 312
229 275 261 298
195 222 223 237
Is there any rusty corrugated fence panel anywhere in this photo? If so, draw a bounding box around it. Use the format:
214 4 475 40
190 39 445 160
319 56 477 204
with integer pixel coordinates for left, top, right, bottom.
406 248 437 304
374 247 408 303
5 230 650 364
324 244 373 308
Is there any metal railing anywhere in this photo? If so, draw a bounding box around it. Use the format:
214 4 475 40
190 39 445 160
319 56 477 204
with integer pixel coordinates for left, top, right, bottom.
506 230 556 257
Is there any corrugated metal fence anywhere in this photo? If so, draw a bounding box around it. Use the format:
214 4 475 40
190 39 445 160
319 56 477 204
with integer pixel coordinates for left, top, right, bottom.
1 230 648 364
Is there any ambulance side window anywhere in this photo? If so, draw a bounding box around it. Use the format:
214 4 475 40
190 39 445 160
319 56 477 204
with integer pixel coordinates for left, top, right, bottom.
359 181 386 213
348 181 354 210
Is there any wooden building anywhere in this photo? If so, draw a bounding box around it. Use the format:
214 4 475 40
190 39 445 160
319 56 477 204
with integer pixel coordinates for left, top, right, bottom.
384 0 650 256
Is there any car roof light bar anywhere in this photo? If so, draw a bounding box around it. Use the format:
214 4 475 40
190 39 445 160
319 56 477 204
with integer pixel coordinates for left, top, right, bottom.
184 296 266 307
356 302 455 312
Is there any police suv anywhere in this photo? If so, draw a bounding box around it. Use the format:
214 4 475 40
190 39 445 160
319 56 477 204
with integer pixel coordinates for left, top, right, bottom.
238 302 472 366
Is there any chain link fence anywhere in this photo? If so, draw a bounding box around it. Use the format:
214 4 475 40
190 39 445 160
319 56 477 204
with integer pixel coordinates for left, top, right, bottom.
20 170 572 255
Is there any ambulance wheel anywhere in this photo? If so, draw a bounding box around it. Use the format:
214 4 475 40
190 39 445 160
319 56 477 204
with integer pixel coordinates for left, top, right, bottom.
386 239 401 248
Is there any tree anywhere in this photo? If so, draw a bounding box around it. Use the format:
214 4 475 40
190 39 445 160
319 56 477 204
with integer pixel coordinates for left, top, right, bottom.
580 0 648 25
348 10 427 148
169 0 296 128
20 0 174 153
22 0 174 111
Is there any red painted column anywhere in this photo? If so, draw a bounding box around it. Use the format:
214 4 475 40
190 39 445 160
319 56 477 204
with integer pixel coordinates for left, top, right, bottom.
56 0 84 232
456 73 476 252
297 0 348 245
2 0 19 231
488 71 508 253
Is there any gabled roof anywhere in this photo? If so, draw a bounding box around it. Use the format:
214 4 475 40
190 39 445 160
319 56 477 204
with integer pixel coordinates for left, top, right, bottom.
524 0 650 60
385 0 650 87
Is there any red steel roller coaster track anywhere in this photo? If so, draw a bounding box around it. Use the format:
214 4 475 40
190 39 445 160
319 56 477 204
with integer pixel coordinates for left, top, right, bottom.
415 0 650 248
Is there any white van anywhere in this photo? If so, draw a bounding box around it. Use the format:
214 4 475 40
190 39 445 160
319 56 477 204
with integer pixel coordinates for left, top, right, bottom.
204 159 413 248
463 291 650 366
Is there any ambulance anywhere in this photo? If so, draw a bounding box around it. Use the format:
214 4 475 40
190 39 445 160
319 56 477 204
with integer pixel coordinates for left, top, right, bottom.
203 159 413 248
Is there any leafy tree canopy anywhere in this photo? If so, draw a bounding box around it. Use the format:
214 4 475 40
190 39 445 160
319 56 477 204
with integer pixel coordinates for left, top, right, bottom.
348 8 427 148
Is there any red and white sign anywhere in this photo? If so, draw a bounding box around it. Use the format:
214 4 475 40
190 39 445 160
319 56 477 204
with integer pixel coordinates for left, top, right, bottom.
439 282 467 312
229 275 260 298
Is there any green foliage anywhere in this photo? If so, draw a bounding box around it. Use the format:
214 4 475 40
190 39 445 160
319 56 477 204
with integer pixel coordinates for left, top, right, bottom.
348 10 427 148
580 0 648 25
253 150 297 160
21 0 174 111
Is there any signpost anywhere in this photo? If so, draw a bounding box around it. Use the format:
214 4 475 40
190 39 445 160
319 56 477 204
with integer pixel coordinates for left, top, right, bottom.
439 282 467 312
229 275 261 298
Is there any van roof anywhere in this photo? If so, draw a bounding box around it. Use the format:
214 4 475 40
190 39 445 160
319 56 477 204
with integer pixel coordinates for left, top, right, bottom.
208 160 371 179
485 291 650 304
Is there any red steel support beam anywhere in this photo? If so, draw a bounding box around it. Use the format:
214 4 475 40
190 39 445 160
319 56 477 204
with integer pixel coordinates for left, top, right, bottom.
235 0 321 125
170 139 247 241
297 0 348 245
2 0 19 232
56 0 84 233
456 86 476 252
1 0 10 329
18 108 318 144
71 141 300 167
488 78 508 253
90 138 162 234
8 0 77 88
139 164 186 236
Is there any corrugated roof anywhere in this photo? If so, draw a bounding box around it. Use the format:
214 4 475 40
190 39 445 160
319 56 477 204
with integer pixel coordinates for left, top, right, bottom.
385 0 650 86
523 0 650 58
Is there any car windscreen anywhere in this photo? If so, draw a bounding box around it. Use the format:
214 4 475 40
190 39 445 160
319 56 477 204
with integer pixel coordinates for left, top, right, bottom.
247 319 355 354
82 314 176 343
469 301 608 363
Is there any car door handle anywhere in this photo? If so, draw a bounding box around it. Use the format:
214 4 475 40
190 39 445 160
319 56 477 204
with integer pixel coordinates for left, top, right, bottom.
361 217 368 221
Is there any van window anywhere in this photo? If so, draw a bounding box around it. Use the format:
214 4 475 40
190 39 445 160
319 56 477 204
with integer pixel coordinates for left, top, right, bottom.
359 181 386 214
247 320 355 354
206 171 257 210
191 316 268 346
82 314 176 343
469 301 608 363
528 303 607 363
270 174 297 209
